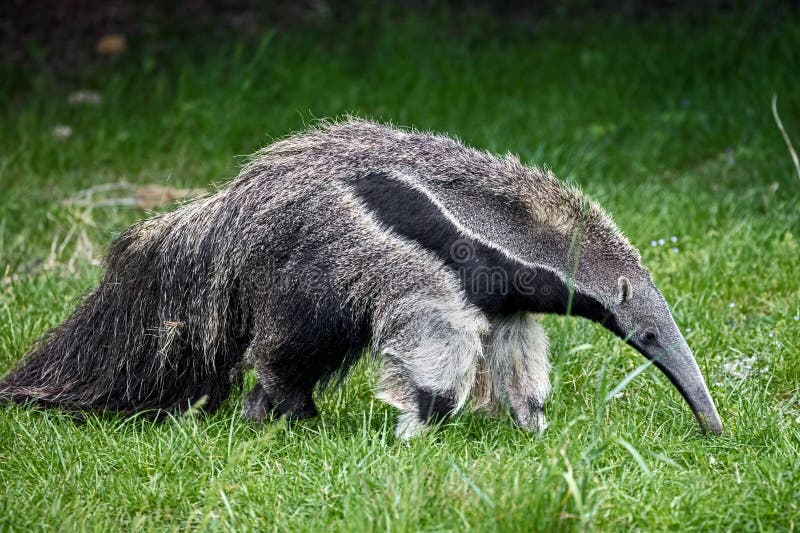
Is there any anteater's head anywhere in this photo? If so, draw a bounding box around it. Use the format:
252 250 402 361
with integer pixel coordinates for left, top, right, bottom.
553 200 723 436
603 270 723 435
542 188 722 435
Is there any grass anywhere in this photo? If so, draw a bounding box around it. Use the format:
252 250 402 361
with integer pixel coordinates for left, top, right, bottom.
1 7 800 531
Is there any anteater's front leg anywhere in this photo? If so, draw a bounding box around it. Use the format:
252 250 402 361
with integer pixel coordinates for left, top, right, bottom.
373 294 489 440
476 312 550 431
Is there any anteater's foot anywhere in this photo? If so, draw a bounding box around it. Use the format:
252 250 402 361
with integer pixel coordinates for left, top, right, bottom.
243 383 274 423
514 401 548 432
242 382 318 423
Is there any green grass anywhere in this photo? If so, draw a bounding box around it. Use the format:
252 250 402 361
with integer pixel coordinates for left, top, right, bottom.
2 8 800 531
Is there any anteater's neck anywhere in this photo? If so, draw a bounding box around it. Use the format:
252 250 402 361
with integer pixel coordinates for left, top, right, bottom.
354 172 619 332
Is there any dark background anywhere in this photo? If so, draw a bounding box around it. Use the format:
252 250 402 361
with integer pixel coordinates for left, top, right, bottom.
3 0 793 71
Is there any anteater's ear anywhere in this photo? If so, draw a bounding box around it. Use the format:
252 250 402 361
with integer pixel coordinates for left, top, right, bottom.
617 276 632 305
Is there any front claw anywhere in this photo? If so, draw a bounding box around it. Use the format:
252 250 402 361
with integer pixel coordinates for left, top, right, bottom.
395 412 428 441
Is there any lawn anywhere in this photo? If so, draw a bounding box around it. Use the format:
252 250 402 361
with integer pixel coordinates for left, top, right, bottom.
1 7 799 531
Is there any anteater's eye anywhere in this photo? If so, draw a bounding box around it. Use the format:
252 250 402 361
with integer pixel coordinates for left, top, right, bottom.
643 328 658 344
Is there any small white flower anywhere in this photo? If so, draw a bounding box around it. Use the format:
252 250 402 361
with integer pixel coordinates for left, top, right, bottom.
794 315 798 321
658 238 665 245
724 355 757 379
709 456 717 465
729 303 735 308
685 327 692 332
670 236 678 243
650 240 658 247
671 247 679 253
52 125 73 139
68 90 102 105
768 333 774 338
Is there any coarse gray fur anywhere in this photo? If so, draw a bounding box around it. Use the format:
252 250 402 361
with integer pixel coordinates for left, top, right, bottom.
0 118 722 438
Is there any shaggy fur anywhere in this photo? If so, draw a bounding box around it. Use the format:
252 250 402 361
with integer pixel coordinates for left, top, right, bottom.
0 118 722 437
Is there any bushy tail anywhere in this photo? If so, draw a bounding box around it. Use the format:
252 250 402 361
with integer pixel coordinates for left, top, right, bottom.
0 200 252 418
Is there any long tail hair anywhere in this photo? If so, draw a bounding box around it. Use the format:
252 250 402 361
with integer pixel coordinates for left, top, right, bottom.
0 193 253 417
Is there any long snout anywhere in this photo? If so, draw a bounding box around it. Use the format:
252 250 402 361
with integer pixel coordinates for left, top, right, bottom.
640 340 723 435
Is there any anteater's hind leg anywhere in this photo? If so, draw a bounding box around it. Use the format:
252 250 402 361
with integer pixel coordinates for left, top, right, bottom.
242 337 322 422
474 312 550 431
374 294 489 440
242 383 275 423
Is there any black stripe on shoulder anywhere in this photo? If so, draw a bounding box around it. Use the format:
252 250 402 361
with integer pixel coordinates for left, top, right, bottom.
353 172 621 332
